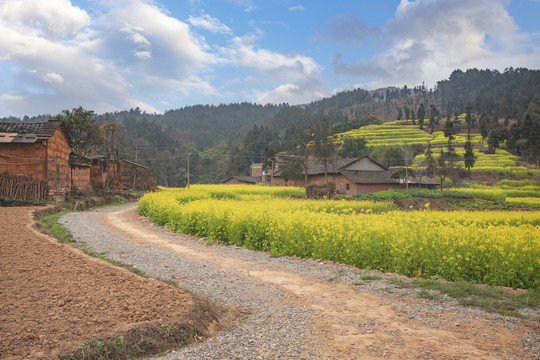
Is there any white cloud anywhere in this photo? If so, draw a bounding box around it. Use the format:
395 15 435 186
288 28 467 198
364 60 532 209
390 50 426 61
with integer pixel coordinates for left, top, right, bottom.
225 34 320 77
255 75 328 105
188 14 231 34
330 0 540 88
219 32 327 105
289 5 306 12
135 51 151 59
42 72 64 84
98 1 214 77
0 0 218 116
0 0 90 38
128 32 151 47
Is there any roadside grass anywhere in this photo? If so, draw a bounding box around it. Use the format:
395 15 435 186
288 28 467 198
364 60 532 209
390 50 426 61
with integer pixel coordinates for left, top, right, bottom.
387 277 539 318
38 210 76 243
36 210 149 279
58 323 196 360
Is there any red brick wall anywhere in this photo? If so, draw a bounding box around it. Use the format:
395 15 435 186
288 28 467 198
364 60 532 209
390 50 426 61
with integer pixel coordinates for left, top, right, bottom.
45 127 71 200
91 162 123 189
251 163 263 177
117 160 149 188
71 166 91 190
0 143 45 180
0 143 47 181
90 165 103 188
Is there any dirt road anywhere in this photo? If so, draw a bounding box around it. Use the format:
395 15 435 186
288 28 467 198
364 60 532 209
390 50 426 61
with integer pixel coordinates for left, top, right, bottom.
60 204 538 359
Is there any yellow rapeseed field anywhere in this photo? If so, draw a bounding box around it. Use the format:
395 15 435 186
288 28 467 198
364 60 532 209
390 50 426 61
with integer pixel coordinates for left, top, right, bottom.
138 185 540 289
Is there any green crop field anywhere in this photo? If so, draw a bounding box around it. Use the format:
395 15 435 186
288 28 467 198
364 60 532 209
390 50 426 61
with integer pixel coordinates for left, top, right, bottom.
414 149 536 176
334 117 538 177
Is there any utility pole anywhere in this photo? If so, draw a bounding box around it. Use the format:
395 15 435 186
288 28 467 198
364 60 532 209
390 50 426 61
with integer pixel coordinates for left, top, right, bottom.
187 153 191 189
270 159 274 186
133 147 141 188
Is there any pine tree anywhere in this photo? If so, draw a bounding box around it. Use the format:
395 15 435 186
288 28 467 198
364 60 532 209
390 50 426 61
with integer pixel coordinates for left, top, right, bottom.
429 104 437 133
424 144 436 177
417 103 425 129
464 139 476 176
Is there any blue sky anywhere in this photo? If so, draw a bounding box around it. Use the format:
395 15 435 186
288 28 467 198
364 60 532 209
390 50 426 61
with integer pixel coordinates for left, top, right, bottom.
1 0 539 117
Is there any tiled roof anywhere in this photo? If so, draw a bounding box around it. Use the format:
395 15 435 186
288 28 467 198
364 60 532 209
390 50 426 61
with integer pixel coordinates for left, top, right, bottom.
340 169 400 184
119 158 150 169
405 177 440 185
222 176 260 184
304 158 359 175
69 153 92 167
0 121 65 143
273 157 360 176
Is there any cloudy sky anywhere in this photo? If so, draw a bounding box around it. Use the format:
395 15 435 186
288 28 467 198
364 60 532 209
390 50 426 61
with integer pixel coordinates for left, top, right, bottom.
1 0 539 117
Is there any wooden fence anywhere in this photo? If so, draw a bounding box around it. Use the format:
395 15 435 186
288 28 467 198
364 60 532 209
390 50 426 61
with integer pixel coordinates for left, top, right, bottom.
0 172 47 202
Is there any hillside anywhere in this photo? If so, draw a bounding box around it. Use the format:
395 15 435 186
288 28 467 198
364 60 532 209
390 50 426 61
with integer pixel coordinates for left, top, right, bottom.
302 68 540 122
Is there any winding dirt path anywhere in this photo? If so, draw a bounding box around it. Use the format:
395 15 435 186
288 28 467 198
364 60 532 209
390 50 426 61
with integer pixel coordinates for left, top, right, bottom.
98 205 535 359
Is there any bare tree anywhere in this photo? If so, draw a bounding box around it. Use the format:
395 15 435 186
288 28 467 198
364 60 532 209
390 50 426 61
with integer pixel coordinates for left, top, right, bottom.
309 115 336 195
400 144 415 190
100 120 121 188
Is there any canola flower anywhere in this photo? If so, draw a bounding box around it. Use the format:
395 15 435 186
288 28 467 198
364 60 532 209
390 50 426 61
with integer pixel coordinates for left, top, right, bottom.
139 185 540 289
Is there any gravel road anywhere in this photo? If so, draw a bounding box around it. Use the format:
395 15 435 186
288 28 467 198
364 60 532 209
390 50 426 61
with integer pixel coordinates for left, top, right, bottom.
60 203 538 359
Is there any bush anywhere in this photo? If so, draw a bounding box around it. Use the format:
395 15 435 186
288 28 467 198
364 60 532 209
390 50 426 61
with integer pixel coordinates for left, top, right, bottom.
306 182 336 199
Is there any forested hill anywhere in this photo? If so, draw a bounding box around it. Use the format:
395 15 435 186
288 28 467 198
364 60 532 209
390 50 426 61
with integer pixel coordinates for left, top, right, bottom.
301 68 540 123
97 102 283 149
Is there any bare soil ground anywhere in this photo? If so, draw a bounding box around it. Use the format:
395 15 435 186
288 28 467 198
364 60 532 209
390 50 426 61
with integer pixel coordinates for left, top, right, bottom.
0 207 218 359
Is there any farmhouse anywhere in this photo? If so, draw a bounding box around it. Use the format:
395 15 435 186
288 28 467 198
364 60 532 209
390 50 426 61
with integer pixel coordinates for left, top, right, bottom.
0 120 71 201
1 120 155 202
271 156 438 195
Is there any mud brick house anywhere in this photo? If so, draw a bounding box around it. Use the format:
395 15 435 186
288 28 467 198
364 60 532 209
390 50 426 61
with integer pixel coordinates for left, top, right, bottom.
271 156 438 195
0 120 71 201
85 155 154 191
116 158 153 191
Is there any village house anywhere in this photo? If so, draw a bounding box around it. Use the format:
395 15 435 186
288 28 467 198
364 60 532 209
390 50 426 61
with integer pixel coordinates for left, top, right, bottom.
0 120 71 201
267 156 438 195
1 120 154 202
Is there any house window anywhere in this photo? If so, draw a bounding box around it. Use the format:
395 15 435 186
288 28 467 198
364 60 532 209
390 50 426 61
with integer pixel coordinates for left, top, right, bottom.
346 183 350 191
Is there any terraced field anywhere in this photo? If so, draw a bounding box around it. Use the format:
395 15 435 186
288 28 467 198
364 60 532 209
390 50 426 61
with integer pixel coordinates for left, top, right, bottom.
334 118 538 177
